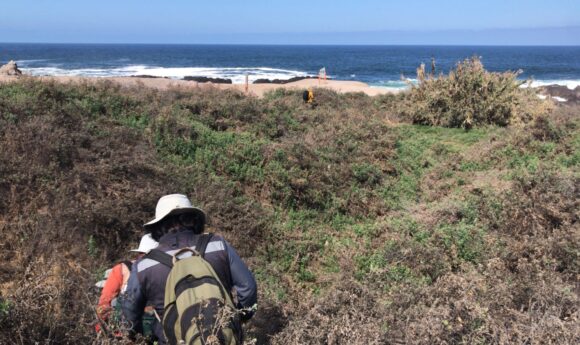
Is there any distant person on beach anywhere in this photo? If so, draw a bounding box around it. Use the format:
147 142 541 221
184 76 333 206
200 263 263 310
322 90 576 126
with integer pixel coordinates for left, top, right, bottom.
95 234 158 336
122 194 257 345
303 88 314 104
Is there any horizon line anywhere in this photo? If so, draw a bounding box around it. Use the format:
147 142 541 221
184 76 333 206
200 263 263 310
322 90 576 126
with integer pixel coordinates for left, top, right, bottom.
1 42 580 47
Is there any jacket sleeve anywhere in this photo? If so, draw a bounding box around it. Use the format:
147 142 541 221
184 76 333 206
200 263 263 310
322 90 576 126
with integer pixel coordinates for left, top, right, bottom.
224 240 257 317
120 263 145 334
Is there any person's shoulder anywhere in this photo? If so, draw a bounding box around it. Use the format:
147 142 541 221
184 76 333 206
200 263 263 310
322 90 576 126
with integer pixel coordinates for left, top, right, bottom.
207 233 225 242
134 252 162 275
111 262 125 273
205 233 227 253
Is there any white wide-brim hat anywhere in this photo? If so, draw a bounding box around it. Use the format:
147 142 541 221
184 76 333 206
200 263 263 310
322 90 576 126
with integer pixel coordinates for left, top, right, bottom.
144 194 206 229
130 233 159 253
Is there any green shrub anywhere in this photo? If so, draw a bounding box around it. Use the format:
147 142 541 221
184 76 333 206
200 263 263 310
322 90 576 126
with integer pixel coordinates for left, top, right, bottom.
437 222 486 264
400 57 551 128
0 299 10 317
352 162 382 185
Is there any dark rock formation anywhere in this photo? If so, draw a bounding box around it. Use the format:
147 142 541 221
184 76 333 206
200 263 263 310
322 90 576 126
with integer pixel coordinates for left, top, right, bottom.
0 60 22 76
130 75 169 79
182 76 232 84
253 76 315 84
538 84 580 104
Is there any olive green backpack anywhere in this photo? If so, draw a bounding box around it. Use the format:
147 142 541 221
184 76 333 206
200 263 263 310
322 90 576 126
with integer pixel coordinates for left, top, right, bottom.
145 234 241 345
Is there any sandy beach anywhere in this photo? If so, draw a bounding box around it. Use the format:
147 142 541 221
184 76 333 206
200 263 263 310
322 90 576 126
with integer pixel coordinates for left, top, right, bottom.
0 74 398 97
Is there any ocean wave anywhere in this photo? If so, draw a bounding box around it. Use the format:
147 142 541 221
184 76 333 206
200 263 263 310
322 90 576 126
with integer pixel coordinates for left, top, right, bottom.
369 85 407 92
370 79 415 89
21 65 312 84
371 78 580 91
15 59 50 65
22 66 125 78
18 64 580 90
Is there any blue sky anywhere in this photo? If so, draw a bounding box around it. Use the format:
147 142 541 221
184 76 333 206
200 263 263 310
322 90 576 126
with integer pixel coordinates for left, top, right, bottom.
1 0 579 45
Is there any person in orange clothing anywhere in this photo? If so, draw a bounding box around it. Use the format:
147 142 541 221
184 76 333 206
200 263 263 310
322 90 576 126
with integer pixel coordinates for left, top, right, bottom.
95 234 158 334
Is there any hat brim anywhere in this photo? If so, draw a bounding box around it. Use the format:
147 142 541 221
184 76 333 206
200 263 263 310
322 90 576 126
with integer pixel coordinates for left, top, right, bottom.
143 207 206 229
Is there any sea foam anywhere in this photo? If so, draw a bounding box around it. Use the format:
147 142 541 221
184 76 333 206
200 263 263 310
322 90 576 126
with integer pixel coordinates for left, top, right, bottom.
21 65 312 84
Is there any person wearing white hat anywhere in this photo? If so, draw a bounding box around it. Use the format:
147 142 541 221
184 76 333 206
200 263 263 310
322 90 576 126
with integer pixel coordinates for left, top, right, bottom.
95 234 158 334
122 194 257 344
129 233 159 254
143 194 207 241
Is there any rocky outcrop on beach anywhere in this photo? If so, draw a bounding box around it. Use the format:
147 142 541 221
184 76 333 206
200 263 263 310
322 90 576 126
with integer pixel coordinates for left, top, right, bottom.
538 84 580 104
182 76 232 84
253 76 315 84
130 75 169 79
0 60 22 76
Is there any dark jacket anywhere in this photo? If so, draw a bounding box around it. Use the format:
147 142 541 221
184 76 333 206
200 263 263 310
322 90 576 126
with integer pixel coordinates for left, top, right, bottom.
121 230 257 344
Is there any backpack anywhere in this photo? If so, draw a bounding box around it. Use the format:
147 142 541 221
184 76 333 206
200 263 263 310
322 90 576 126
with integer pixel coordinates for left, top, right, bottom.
145 234 241 345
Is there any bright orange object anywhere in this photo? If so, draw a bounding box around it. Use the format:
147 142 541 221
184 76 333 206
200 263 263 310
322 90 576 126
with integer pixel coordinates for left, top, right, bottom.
96 262 131 324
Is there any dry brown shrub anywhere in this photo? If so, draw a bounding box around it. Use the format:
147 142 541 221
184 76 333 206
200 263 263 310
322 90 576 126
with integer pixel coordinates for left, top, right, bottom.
258 88 397 215
501 169 578 237
529 114 564 142
194 178 269 257
244 297 288 344
354 137 579 344
383 266 578 345
180 87 263 131
0 80 189 343
379 167 579 344
271 280 389 345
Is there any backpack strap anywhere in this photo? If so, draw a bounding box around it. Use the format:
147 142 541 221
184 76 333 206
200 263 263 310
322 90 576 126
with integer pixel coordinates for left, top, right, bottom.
144 249 174 268
196 233 213 259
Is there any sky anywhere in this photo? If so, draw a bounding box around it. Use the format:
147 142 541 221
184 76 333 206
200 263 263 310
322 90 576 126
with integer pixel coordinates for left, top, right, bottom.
0 0 579 45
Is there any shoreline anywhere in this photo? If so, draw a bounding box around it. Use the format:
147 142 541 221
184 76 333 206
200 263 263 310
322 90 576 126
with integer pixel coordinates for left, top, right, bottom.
0 74 400 97
1 74 577 103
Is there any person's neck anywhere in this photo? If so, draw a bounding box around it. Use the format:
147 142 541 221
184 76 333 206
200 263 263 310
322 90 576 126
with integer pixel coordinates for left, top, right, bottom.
159 228 194 243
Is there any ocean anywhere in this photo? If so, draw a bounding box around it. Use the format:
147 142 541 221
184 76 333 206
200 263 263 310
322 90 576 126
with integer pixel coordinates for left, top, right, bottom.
1 43 580 90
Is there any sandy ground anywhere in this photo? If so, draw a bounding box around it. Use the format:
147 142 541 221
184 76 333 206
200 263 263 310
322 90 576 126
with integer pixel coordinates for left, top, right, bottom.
0 75 399 97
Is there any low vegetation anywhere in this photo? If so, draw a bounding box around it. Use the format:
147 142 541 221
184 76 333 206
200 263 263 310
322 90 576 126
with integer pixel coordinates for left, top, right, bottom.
0 67 577 344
